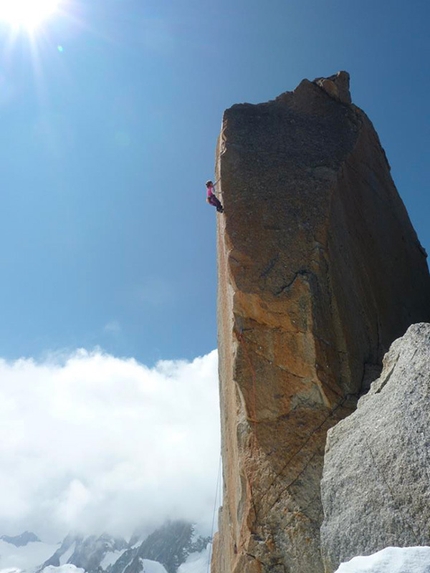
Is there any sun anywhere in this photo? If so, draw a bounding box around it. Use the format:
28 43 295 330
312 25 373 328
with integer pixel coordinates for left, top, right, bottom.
0 0 60 30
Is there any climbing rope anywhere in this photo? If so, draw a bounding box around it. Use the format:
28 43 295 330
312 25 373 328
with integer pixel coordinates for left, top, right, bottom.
230 325 421 550
263 391 357 518
207 454 223 573
233 320 358 524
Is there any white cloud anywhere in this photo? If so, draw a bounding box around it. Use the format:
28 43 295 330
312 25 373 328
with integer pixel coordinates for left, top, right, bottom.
0 350 220 542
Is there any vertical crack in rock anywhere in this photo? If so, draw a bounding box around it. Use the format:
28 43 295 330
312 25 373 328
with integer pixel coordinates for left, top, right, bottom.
211 72 430 573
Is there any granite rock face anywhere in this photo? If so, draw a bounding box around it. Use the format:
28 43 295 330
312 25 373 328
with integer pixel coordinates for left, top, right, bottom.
211 72 430 573
321 323 430 572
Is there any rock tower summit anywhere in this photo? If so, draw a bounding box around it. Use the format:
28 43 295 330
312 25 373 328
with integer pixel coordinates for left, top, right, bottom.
212 72 430 573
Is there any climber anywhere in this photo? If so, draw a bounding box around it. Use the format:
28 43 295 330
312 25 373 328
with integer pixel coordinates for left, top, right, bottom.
206 180 224 213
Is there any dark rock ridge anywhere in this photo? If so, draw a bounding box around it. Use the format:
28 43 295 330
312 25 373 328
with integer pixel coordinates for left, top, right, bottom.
0 531 41 546
37 521 209 573
212 72 430 573
39 533 128 573
321 323 430 572
113 521 210 573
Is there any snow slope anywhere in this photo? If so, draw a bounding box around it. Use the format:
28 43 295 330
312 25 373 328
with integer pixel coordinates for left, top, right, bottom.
41 567 84 573
99 549 128 570
178 546 210 573
141 560 167 573
58 544 76 567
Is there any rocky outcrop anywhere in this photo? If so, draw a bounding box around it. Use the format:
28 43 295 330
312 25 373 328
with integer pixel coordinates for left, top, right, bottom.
321 323 430 572
39 533 128 573
120 521 210 573
212 72 430 573
0 531 41 546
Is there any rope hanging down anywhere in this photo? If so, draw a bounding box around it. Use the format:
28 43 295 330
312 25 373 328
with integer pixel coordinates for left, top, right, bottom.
206 454 223 573
233 320 358 522
232 322 418 543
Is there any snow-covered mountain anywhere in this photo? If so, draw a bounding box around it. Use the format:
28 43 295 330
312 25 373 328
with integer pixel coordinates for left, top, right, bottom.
0 522 210 573
108 521 210 573
37 532 128 573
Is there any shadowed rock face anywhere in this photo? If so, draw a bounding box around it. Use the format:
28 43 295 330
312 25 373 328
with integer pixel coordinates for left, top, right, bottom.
321 323 430 572
211 72 430 573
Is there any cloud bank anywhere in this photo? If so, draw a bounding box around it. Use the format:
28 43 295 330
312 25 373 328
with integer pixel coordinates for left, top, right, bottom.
0 349 220 541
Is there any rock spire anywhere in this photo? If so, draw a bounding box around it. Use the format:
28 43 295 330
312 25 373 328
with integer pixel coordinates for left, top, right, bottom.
212 72 430 573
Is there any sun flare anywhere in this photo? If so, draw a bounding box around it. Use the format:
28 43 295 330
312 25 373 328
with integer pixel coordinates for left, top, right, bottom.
0 0 60 30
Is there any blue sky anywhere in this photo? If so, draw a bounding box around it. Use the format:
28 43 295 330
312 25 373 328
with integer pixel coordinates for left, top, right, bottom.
0 0 428 364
